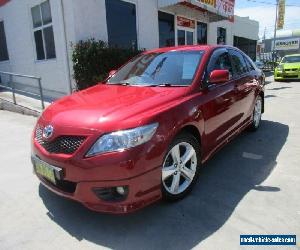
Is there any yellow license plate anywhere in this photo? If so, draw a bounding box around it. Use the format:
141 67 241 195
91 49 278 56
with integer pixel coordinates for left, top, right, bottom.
35 159 56 184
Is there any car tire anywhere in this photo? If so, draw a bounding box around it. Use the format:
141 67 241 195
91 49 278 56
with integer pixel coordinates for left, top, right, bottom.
161 132 201 201
249 95 263 132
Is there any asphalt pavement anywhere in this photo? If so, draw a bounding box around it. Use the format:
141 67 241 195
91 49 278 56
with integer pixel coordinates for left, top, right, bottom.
0 77 299 250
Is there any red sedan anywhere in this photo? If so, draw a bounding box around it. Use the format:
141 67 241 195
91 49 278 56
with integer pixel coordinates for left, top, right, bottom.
31 45 265 214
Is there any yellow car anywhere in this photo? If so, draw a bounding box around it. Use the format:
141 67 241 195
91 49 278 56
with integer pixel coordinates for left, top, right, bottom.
274 54 300 81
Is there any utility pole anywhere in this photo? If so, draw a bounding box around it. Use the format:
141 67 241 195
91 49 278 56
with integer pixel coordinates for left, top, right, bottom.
272 0 279 66
262 27 266 62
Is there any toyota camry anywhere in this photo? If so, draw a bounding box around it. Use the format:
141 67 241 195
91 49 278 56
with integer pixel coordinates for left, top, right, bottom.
31 45 265 214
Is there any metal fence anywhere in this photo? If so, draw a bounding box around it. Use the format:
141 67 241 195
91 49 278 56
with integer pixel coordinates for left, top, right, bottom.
257 52 278 71
0 71 45 110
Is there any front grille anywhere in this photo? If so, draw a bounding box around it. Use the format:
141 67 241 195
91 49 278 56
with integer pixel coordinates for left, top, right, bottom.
285 75 298 78
285 68 298 72
35 126 86 154
41 176 77 194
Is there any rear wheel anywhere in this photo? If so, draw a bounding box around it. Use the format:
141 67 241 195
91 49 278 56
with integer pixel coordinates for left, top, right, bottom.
249 95 262 131
161 133 201 201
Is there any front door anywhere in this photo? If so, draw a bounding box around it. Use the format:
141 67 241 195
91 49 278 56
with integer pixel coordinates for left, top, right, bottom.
177 28 194 46
200 48 239 155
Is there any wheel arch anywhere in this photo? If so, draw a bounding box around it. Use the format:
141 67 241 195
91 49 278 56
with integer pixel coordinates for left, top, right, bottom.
176 124 202 146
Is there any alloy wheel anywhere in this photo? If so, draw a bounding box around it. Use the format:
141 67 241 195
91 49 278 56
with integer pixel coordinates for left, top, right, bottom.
162 142 197 195
253 97 262 128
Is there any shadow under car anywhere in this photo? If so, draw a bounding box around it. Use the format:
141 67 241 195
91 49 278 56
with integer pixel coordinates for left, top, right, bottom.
39 120 288 250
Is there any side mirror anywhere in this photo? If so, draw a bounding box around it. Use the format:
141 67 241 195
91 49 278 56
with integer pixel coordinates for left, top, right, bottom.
108 70 117 77
209 69 229 84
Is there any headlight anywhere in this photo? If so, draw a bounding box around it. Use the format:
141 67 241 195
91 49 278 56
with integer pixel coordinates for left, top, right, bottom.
86 123 159 156
277 65 283 71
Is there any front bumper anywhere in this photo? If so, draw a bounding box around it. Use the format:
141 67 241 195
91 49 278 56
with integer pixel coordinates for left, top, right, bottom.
274 69 300 80
34 164 162 214
31 123 166 214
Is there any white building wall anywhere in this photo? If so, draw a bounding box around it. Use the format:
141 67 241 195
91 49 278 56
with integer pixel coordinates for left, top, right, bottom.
136 0 159 49
233 16 259 41
70 0 159 50
208 20 234 45
71 0 108 42
0 0 71 96
208 15 259 45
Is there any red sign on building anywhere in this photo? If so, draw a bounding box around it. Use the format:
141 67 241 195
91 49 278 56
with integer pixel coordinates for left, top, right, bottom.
177 16 195 29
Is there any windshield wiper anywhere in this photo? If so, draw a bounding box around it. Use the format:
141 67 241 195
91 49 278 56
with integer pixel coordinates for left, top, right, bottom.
108 82 131 86
157 83 173 87
108 82 187 87
146 83 187 87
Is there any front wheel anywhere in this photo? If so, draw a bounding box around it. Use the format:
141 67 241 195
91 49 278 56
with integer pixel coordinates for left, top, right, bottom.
161 133 201 201
249 95 263 131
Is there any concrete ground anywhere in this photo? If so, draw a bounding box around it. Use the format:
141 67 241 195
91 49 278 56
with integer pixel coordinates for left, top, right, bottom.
0 77 299 250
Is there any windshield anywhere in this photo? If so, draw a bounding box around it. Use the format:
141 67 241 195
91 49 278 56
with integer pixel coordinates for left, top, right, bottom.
107 51 204 86
281 56 300 63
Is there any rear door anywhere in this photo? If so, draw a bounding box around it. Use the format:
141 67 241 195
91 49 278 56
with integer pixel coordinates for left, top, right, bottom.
228 49 256 127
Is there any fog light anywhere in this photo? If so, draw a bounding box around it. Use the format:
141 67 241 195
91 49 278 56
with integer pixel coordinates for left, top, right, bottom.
93 186 129 202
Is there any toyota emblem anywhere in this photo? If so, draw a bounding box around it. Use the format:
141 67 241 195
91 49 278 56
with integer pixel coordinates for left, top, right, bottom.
43 125 54 139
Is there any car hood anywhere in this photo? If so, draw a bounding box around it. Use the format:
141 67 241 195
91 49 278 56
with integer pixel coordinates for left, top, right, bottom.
41 84 187 131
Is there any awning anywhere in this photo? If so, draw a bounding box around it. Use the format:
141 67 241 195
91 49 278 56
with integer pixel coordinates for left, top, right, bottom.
158 0 235 22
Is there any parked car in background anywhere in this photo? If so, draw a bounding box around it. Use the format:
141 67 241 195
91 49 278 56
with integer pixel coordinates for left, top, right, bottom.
275 54 300 81
31 45 265 214
255 60 265 70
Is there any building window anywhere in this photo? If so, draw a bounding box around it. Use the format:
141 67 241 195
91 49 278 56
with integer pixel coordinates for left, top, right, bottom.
158 11 175 48
234 36 257 61
217 27 226 45
197 22 207 44
31 0 56 60
105 0 137 49
0 21 9 61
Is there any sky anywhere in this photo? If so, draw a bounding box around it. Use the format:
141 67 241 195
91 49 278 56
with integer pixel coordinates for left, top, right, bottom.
234 0 300 39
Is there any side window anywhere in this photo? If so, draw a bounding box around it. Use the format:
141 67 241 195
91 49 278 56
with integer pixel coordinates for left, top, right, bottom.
229 50 248 76
244 56 255 71
207 50 234 80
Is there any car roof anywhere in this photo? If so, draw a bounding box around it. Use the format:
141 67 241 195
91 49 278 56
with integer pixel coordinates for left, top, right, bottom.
144 45 234 54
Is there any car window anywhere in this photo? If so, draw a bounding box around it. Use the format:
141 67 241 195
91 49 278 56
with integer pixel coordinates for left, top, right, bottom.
244 56 255 71
207 49 234 81
281 56 300 63
229 50 248 76
107 51 204 86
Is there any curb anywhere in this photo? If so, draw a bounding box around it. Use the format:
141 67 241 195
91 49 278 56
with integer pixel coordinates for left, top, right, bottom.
0 98 40 117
